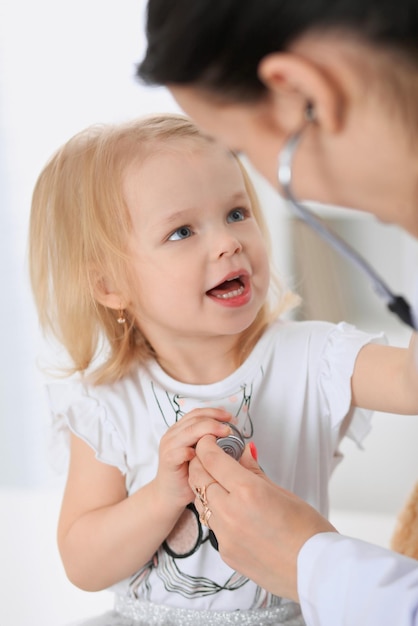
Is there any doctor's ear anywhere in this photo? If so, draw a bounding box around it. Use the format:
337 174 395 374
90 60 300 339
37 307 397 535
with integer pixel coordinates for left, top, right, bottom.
257 53 344 133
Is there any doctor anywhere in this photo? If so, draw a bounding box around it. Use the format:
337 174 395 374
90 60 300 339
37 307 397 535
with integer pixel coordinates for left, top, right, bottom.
138 1 418 624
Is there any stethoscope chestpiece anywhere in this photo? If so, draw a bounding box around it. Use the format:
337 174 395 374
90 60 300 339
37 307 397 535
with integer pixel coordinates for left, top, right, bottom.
216 423 245 460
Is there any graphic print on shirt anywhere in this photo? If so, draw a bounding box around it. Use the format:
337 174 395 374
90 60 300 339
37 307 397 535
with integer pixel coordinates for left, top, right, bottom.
150 380 255 437
129 502 279 607
128 378 280 608
129 503 249 599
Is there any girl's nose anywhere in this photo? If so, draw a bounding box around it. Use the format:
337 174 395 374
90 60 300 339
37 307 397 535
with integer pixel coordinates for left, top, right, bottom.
214 230 243 258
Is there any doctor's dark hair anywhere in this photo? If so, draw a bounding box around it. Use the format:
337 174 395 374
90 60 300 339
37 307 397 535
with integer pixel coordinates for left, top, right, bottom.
138 0 418 102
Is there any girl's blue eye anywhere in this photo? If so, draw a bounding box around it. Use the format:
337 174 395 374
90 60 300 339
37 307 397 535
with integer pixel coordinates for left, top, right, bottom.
227 208 246 223
168 226 192 241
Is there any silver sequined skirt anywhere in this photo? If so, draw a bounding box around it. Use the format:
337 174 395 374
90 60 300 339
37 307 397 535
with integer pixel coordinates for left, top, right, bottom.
69 595 305 626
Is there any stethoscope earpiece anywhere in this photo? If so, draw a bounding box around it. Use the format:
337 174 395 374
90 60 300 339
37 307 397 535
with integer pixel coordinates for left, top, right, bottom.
304 101 316 123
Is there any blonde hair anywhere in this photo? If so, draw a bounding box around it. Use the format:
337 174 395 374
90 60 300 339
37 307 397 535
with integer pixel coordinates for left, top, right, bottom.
29 114 297 385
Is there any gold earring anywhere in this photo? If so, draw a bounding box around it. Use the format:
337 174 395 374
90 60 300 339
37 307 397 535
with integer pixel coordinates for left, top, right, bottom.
117 308 126 324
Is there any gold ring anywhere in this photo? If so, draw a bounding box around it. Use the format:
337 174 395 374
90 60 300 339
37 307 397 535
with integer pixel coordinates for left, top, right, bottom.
194 480 217 507
199 505 212 527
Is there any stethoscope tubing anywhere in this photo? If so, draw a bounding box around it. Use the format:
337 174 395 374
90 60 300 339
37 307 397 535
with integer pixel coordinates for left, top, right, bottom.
277 126 417 330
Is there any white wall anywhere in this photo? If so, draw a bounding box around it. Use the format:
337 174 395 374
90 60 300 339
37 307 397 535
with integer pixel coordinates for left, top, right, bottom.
0 0 179 487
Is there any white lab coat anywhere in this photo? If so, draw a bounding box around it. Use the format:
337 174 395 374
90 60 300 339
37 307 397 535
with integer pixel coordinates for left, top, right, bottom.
298 532 418 626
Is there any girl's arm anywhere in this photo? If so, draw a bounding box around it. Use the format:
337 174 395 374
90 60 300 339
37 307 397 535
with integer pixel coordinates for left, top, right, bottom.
58 434 175 591
351 332 418 414
58 408 231 591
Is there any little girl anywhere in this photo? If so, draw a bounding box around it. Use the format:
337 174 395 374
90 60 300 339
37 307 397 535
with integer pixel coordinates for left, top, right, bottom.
29 114 418 626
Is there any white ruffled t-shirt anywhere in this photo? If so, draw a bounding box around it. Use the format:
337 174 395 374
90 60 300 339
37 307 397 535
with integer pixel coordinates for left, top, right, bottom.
47 319 384 617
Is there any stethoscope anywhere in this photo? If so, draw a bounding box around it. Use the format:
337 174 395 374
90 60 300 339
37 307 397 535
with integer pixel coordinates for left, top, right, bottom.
277 120 418 331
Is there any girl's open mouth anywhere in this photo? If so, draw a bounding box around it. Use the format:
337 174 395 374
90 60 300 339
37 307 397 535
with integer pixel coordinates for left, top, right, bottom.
207 275 245 299
206 273 251 306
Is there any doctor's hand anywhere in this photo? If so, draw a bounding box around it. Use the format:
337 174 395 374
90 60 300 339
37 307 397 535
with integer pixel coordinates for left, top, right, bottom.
188 435 337 602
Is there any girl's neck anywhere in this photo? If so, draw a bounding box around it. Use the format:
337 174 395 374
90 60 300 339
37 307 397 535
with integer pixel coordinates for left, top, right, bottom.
152 334 244 385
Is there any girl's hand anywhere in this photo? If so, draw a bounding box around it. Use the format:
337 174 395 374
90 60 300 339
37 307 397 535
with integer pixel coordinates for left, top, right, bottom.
154 407 232 510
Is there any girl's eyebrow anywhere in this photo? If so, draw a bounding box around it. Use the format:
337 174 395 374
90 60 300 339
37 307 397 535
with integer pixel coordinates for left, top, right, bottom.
229 191 249 204
161 208 195 226
160 191 250 225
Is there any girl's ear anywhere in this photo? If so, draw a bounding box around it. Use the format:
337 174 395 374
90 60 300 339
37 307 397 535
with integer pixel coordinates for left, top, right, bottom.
257 52 345 133
90 270 125 311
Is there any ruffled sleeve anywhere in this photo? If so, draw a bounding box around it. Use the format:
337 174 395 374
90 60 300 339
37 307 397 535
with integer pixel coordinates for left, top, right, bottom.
318 322 386 450
46 380 127 475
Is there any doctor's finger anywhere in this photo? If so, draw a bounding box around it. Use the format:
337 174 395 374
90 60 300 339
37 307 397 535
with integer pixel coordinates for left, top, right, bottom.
189 453 219 495
194 435 264 493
